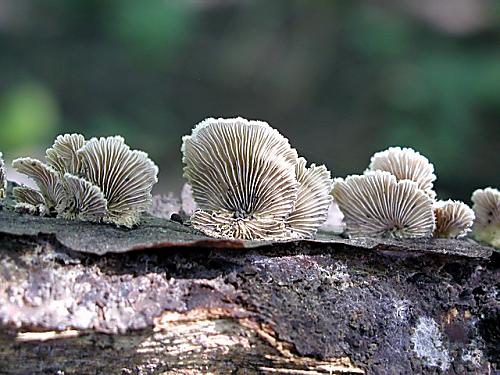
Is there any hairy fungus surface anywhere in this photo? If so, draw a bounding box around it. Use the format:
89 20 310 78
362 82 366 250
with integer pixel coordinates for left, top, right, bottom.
0 152 6 200
471 187 500 247
286 157 333 238
433 200 474 239
78 136 159 227
332 171 435 238
368 147 436 198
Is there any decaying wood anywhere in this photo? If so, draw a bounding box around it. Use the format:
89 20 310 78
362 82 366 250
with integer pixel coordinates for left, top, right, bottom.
0 207 498 374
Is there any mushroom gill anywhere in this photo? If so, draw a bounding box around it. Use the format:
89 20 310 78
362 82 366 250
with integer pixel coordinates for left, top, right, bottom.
77 136 159 227
61 173 108 222
285 157 333 239
433 200 474 238
332 171 435 238
471 187 500 247
182 117 300 240
367 147 436 198
11 157 66 211
46 133 86 175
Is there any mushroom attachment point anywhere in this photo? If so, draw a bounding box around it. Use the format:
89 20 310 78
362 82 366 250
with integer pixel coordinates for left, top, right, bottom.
471 187 500 248
332 171 435 238
367 147 436 198
182 117 312 240
433 200 474 239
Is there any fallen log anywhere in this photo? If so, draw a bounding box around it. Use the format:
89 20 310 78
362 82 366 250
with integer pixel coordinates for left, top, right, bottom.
0 209 497 374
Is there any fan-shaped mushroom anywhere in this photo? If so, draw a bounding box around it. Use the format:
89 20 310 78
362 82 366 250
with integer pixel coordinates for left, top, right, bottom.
433 200 474 238
332 171 435 238
46 133 86 175
367 147 436 198
61 173 108 222
12 157 66 211
285 157 333 239
471 187 500 247
77 136 158 227
182 117 300 240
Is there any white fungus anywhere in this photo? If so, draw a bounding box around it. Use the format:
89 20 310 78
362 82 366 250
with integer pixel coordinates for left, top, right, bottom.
471 187 500 247
367 147 436 198
183 117 299 240
433 200 474 239
182 117 333 240
46 133 86 175
0 152 6 201
285 157 333 239
12 157 66 211
61 173 108 222
332 171 435 238
77 136 159 227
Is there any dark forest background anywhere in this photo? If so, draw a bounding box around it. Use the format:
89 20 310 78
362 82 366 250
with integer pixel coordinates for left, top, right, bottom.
0 0 499 200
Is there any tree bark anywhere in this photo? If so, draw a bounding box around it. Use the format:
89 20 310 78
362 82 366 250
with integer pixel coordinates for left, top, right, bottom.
0 210 498 374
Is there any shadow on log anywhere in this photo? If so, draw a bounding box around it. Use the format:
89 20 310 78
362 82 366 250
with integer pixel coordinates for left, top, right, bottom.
0 208 498 374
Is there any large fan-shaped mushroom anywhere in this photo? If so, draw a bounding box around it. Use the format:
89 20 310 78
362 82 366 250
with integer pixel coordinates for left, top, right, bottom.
183 117 300 240
471 187 500 247
367 147 436 198
433 200 474 238
332 171 435 238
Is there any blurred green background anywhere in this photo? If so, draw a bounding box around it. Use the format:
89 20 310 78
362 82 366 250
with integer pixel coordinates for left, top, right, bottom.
0 0 499 200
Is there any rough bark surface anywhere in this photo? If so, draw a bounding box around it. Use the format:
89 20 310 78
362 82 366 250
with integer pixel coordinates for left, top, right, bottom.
0 209 498 375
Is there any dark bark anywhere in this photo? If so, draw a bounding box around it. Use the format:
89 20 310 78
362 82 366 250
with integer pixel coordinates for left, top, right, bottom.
0 210 498 374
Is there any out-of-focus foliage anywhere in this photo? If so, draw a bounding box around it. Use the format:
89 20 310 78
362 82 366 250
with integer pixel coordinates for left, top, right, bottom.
0 0 498 200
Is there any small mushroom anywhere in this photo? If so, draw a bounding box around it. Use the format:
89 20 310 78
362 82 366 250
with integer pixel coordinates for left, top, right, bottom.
332 171 435 238
46 133 86 175
367 147 436 198
60 173 108 222
471 187 500 247
11 157 66 211
13 186 45 206
285 157 333 239
182 117 299 240
77 136 159 227
0 152 6 200
433 200 474 238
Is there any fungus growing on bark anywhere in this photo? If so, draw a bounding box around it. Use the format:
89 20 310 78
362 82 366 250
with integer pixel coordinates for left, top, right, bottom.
60 173 108 222
285 157 333 238
471 187 500 247
46 133 86 175
0 152 6 201
12 134 158 227
433 200 474 238
332 171 435 238
367 147 436 198
182 117 333 240
11 157 66 211
77 136 158 227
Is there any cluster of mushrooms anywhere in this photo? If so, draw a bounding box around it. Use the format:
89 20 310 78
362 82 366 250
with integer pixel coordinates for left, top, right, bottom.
0 117 498 248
